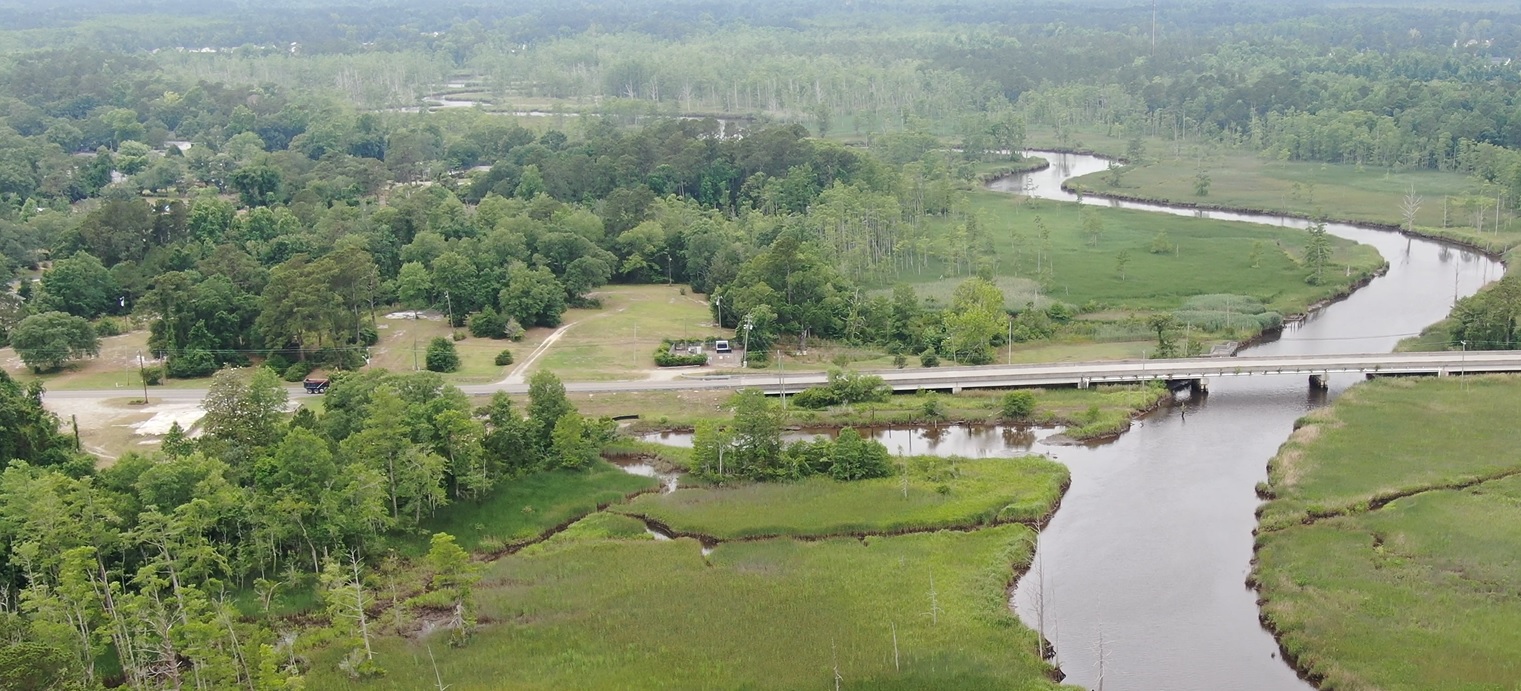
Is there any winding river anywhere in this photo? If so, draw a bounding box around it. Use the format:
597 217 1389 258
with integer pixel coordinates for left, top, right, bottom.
638 151 1503 688
994 151 1502 689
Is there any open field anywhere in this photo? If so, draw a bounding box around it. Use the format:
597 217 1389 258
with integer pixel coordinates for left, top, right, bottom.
614 455 1068 539
2 329 206 391
893 194 1383 315
1254 376 1521 688
528 284 729 381
308 523 1065 691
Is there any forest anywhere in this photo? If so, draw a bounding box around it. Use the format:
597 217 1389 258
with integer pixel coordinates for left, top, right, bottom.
1 0 1520 688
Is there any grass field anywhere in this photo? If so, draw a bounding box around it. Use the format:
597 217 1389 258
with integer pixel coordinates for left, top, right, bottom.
1254 376 1521 689
308 523 1068 691
613 455 1068 539
889 193 1383 316
529 284 728 381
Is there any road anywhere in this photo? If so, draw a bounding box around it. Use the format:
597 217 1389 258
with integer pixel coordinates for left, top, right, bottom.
40 350 1521 405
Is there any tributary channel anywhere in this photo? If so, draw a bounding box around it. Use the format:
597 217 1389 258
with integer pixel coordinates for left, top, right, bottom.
640 151 1502 689
993 151 1502 689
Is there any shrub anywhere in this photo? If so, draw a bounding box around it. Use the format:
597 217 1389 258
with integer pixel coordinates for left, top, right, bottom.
919 349 940 367
140 366 164 386
893 354 908 369
426 337 461 373
791 387 841 409
1001 391 1037 419
453 331 466 342
469 306 507 339
281 361 315 382
94 318 124 337
494 349 515 366
356 324 379 346
167 349 218 379
503 318 526 341
264 352 294 374
654 341 709 367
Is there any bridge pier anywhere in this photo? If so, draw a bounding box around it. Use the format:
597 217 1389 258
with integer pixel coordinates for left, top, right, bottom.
1309 373 1329 390
1077 377 1090 390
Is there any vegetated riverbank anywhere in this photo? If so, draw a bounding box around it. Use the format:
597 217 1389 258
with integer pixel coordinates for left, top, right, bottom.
604 384 1171 442
973 155 1050 183
1059 152 1521 260
306 452 1077 690
1252 376 1521 689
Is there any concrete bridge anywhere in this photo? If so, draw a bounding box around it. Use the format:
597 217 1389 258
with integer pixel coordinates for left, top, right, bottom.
563 350 1521 397
40 351 1521 404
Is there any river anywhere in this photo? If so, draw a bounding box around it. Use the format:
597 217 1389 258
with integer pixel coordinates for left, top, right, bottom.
638 151 1503 689
995 151 1501 690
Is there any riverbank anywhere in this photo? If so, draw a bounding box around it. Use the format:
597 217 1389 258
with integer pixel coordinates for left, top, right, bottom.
590 384 1170 442
306 452 1077 690
1253 376 1521 688
1055 148 1521 260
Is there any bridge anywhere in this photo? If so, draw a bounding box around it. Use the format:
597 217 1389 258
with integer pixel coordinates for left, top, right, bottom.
582 350 1521 396
39 350 1521 404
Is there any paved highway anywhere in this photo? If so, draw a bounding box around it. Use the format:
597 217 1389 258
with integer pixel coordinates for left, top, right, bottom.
41 350 1521 404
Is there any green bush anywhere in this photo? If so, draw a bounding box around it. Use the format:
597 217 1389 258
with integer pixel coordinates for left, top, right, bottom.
494 349 515 366
167 349 218 379
281 361 315 382
264 352 294 374
919 349 940 367
356 324 379 346
1001 390 1037 419
426 337 461 373
94 318 125 337
654 341 709 367
140 366 164 386
791 387 841 409
469 306 508 338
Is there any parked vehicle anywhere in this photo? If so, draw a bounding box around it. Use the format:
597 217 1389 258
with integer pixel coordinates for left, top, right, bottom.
302 377 330 394
714 340 732 353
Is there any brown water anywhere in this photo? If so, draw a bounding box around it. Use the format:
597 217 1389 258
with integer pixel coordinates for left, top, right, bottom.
996 151 1501 690
638 152 1502 689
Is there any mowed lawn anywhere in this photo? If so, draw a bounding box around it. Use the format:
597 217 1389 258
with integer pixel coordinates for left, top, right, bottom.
892 193 1384 314
1254 376 1521 689
530 284 728 381
307 524 1067 691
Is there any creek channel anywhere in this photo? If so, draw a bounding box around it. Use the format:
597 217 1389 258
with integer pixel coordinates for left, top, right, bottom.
638 151 1502 689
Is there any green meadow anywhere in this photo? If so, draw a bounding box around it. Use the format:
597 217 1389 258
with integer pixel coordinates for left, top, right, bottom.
1254 376 1521 689
899 193 1384 316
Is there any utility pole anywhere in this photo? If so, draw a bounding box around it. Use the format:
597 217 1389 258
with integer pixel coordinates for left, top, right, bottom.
741 314 754 368
1008 316 1014 365
713 295 723 328
137 350 148 403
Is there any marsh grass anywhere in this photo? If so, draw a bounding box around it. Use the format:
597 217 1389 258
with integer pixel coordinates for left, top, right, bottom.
307 525 1066 691
402 461 658 554
613 456 1068 539
1255 376 1521 689
898 195 1383 316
